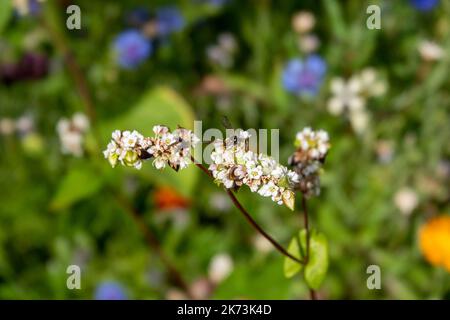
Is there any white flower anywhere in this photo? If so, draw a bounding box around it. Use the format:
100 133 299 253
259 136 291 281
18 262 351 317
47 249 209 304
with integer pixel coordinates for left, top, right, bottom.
0 118 16 135
327 76 365 115
208 253 234 284
121 130 139 148
394 188 418 216
16 115 34 135
56 113 90 157
298 34 320 54
112 130 121 141
160 133 176 146
418 40 444 62
206 33 237 69
287 171 300 185
238 130 251 140
72 112 90 132
253 234 273 253
258 181 279 198
153 157 166 169
59 131 83 157
271 165 287 179
247 166 263 180
217 33 237 53
292 11 315 34
223 177 235 189
349 110 369 134
359 68 387 97
153 125 169 136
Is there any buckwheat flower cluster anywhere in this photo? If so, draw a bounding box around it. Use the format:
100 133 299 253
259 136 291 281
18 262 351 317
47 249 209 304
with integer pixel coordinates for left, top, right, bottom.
208 131 300 210
103 125 200 171
288 127 330 197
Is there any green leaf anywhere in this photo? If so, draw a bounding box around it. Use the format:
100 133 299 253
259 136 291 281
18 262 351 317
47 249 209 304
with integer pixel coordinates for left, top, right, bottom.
0 0 12 34
51 165 104 210
101 86 195 136
100 86 198 197
284 229 329 290
323 0 346 40
283 231 306 278
304 231 329 290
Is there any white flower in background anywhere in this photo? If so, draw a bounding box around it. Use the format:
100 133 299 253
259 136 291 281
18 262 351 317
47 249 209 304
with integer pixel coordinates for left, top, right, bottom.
252 234 273 254
217 33 237 53
292 11 315 34
189 278 212 300
16 114 34 135
0 118 16 135
298 34 320 54
72 112 90 132
103 126 199 171
209 192 231 212
359 68 387 97
208 253 234 284
328 68 386 134
206 33 237 69
289 128 330 197
166 288 188 300
57 112 90 157
394 188 419 216
349 110 369 135
208 130 299 209
327 76 365 115
418 40 444 62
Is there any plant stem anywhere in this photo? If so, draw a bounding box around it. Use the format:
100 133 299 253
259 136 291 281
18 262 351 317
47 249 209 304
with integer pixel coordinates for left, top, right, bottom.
302 195 317 300
192 158 304 264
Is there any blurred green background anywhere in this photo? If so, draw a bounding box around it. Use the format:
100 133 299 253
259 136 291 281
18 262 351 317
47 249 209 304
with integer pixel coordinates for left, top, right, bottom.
0 0 449 299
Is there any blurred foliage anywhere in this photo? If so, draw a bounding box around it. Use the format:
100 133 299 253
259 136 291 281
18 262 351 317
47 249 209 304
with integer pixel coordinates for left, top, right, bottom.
0 0 449 299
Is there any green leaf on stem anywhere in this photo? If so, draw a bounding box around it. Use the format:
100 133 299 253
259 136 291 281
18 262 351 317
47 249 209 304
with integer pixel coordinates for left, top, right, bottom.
304 230 329 290
283 230 306 278
283 229 329 290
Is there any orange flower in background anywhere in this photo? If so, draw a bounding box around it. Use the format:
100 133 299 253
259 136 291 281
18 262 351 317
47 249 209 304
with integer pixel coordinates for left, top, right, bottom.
153 186 190 211
419 215 450 273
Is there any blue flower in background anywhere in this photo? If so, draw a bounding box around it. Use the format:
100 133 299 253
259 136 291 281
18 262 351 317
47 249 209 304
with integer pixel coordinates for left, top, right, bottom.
155 7 185 37
114 30 152 69
282 55 327 96
410 0 439 11
94 281 127 300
